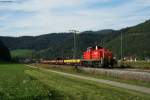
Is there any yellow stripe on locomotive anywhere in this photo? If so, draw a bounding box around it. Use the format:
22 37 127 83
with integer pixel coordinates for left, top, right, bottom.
64 59 80 63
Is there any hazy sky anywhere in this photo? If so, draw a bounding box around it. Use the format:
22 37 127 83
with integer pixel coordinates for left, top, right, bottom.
0 0 150 36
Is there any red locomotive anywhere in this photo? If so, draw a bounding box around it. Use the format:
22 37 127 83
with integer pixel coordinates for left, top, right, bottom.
82 46 114 67
41 46 115 68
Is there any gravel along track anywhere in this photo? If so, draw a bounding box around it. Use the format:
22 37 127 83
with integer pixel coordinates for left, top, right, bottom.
81 67 150 82
26 65 150 94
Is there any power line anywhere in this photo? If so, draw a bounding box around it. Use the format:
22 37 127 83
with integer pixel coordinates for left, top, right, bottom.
120 31 123 64
69 30 79 59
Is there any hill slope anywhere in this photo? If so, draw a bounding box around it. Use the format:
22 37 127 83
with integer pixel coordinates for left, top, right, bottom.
0 30 119 59
0 20 150 59
105 20 150 59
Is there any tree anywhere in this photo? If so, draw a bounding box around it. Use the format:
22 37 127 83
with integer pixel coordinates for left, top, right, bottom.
0 40 11 61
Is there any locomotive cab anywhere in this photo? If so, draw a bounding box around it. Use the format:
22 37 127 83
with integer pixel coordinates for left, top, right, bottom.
82 45 115 68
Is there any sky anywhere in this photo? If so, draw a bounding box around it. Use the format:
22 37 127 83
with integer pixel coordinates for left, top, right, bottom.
0 0 150 36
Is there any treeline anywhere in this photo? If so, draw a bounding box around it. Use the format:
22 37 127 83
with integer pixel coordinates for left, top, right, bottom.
0 20 150 60
0 40 11 61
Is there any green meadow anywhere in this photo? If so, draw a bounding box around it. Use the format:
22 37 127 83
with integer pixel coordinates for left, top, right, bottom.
0 63 150 100
11 49 33 59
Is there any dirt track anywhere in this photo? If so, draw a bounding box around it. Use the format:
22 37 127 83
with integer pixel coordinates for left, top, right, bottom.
26 65 150 94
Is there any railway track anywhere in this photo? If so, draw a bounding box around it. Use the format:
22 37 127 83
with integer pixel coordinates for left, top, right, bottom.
79 66 150 82
81 66 150 73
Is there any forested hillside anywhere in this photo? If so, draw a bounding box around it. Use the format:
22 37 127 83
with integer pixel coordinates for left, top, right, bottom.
105 20 150 59
0 30 118 59
0 20 149 59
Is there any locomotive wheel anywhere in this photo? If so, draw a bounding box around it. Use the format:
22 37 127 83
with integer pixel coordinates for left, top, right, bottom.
102 58 109 68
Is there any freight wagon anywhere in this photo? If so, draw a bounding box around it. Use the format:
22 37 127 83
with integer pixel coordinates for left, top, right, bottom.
41 46 116 68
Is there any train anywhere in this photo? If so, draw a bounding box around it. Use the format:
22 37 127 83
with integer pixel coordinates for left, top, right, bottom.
41 46 116 68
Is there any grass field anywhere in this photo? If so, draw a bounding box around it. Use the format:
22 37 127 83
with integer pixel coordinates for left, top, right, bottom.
11 49 33 58
0 64 64 99
0 63 150 99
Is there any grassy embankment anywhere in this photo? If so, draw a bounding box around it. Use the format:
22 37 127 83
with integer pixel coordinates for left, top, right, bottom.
0 63 66 99
36 64 150 88
0 63 150 99
121 61 150 69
